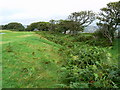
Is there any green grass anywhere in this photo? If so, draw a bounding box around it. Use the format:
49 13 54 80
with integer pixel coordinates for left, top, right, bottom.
108 38 120 66
1 30 64 88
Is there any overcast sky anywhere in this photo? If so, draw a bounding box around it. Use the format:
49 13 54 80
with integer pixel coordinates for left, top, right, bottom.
0 0 119 25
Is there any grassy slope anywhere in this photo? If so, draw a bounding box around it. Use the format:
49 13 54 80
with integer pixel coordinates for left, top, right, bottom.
1 30 64 88
109 38 120 66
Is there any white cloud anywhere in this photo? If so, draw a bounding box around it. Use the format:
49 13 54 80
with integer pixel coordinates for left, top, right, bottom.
0 0 119 25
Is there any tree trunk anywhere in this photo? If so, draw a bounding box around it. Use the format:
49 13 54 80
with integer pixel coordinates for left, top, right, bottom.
64 30 66 34
109 37 113 44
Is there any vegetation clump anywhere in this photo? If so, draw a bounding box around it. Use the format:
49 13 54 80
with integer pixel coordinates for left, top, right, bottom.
2 22 25 31
36 31 119 88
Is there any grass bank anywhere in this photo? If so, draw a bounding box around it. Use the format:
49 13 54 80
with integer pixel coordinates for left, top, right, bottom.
1 30 64 88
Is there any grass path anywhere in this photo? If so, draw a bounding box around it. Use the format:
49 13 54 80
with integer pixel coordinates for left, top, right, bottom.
1 30 64 88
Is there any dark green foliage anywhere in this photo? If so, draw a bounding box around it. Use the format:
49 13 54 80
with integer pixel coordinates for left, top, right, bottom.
63 46 118 88
1 25 8 30
58 20 70 34
73 34 93 42
109 69 120 88
37 22 50 31
49 19 57 31
4 22 25 31
26 22 50 31
25 22 38 31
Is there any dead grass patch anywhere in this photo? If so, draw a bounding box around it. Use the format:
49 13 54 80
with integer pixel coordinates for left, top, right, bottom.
17 35 33 38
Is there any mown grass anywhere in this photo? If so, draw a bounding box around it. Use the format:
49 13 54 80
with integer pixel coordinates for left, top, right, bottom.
1 30 64 88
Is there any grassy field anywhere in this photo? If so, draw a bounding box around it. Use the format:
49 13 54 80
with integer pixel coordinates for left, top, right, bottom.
1 30 65 88
1 30 119 88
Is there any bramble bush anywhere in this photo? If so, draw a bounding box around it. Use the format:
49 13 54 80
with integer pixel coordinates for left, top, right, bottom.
36 31 119 88
62 46 119 88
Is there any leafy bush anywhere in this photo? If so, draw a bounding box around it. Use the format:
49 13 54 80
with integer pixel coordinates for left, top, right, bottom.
92 30 113 46
36 31 119 88
62 46 119 88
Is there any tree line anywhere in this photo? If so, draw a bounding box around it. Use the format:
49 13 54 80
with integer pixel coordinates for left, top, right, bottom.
1 1 120 43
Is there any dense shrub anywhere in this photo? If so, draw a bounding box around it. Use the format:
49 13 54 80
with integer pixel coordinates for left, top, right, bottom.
36 31 119 88
92 30 113 46
62 46 119 88
73 35 93 42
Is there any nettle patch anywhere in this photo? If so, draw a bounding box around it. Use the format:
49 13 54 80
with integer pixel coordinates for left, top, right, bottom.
61 46 119 88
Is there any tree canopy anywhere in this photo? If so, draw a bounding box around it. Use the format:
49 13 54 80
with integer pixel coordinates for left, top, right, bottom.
97 1 120 43
2 22 25 31
26 22 50 31
68 11 95 27
67 11 95 34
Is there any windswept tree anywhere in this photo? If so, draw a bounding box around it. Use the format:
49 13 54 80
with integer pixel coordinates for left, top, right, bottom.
54 20 82 34
97 1 120 44
68 20 83 35
68 11 95 34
